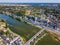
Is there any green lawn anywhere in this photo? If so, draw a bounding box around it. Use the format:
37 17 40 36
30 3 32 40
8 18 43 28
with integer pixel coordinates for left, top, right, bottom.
30 31 46 45
36 33 60 45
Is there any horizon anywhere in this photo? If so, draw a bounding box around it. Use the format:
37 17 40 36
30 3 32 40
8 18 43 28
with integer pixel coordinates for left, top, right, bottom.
0 2 60 4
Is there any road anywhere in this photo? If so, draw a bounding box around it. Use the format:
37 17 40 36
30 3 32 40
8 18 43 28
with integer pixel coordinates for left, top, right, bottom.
3 11 60 45
46 27 60 35
24 28 46 45
34 33 47 45
24 27 60 45
10 36 20 44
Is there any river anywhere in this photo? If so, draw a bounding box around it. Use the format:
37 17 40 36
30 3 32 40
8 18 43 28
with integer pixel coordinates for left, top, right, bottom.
0 14 40 41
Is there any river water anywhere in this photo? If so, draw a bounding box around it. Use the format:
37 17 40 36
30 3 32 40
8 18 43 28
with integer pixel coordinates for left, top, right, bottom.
0 14 29 33
0 14 40 40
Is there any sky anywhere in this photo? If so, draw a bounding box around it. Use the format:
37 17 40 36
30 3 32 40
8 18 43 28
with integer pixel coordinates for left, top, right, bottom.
0 0 60 3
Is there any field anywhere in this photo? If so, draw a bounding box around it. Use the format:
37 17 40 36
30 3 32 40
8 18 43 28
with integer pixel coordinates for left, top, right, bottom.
9 21 40 42
36 32 60 45
30 30 60 45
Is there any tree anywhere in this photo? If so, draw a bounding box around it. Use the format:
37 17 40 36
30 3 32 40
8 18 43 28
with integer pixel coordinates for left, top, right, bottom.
0 12 3 14
16 10 25 16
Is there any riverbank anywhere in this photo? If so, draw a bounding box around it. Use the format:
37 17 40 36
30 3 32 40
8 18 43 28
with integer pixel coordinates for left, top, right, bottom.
7 27 24 44
0 14 41 43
